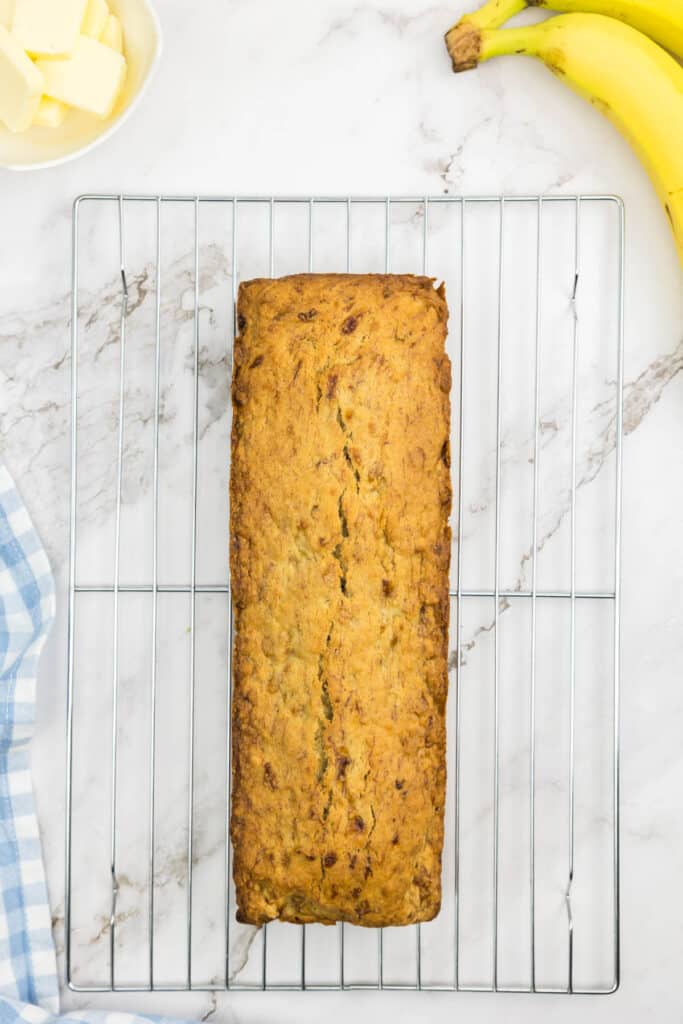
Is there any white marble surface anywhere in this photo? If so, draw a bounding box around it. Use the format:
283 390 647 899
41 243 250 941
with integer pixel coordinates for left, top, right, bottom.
1 0 683 1021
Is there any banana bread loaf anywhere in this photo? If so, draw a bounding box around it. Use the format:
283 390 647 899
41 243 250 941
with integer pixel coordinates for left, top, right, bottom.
230 273 451 927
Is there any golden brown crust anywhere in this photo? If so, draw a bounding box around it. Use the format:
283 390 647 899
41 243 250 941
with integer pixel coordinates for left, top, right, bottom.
230 273 451 927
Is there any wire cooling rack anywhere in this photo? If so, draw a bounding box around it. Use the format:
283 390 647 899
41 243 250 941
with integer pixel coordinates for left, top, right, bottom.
66 194 623 995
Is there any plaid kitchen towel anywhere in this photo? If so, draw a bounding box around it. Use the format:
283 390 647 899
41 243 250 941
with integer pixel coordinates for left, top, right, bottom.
0 466 196 1024
0 465 58 1014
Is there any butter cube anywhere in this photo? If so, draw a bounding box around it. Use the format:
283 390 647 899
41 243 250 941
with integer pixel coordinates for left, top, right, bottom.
36 35 126 118
0 0 14 29
100 12 122 53
81 0 108 39
0 23 42 131
34 95 69 128
12 0 87 56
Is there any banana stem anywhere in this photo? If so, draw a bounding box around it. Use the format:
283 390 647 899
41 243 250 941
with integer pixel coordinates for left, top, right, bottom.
447 21 547 70
445 0 528 71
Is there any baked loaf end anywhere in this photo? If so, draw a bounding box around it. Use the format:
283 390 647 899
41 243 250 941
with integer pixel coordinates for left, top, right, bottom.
230 273 451 927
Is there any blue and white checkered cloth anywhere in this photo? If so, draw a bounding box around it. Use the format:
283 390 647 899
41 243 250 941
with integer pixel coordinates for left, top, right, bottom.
0 465 58 1018
0 466 195 1024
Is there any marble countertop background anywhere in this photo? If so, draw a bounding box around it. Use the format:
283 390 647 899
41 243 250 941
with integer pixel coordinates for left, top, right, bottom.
2 0 683 1021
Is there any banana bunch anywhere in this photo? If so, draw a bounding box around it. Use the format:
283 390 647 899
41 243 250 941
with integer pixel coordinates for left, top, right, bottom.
445 0 683 267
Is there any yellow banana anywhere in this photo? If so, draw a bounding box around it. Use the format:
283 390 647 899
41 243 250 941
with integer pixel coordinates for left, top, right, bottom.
445 13 683 266
447 0 683 58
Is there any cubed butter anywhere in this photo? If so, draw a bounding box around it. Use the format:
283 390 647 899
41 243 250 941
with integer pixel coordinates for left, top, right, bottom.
36 35 126 118
34 95 69 128
81 0 108 39
100 12 122 53
0 0 14 29
12 0 87 56
0 23 42 131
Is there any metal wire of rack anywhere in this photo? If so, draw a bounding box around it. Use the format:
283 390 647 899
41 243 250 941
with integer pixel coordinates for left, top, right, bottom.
66 194 624 995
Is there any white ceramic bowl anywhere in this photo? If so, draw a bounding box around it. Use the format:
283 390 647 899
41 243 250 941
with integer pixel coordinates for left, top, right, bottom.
0 0 161 170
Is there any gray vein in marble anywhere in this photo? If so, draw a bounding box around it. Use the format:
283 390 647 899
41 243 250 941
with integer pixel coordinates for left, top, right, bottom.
622 335 683 434
69 813 231 955
516 333 683 588
449 596 511 670
200 993 217 1021
438 117 495 193
316 3 452 48
450 331 683 663
0 244 231 567
227 927 260 983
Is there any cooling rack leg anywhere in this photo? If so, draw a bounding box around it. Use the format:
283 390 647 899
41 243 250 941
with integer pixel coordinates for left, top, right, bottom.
297 195 318 991
529 196 544 993
186 198 201 989
108 195 130 992
338 921 344 989
226 197 239 990
612 198 625 992
416 196 429 993
226 597 238 988
422 195 429 276
308 197 314 274
148 196 163 991
491 198 505 991
65 197 82 990
565 198 581 994
453 198 466 991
